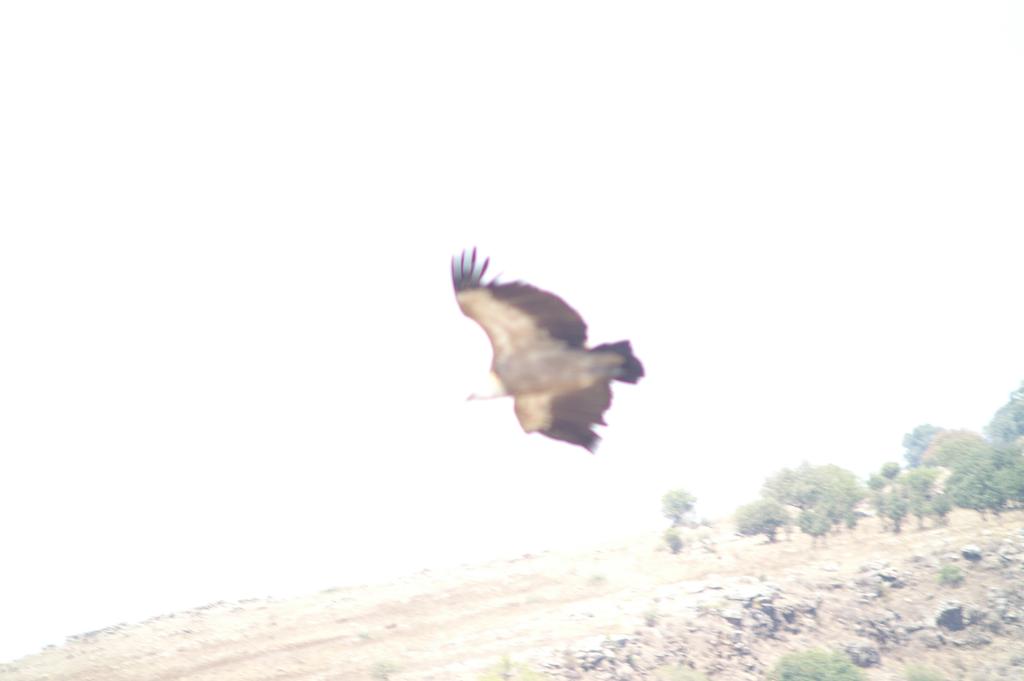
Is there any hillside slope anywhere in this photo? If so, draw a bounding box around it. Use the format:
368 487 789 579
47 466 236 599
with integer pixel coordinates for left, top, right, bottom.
2 510 1022 681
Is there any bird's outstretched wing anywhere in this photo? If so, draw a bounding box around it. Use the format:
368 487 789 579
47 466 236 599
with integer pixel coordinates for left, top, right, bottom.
452 248 588 360
513 381 612 453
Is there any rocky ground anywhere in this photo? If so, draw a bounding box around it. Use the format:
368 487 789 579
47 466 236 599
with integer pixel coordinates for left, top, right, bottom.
1 510 1022 681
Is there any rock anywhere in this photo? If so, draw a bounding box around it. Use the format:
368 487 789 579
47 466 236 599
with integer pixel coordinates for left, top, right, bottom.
936 602 965 631
843 642 881 667
949 631 993 647
916 628 945 648
725 584 775 604
961 545 983 561
721 608 745 626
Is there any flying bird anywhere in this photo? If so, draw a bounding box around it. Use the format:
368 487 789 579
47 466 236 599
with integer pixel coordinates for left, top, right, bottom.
452 249 644 452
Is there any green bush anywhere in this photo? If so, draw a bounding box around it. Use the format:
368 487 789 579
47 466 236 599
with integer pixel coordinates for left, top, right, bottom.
905 665 947 681
770 649 864 681
937 564 964 587
663 528 683 554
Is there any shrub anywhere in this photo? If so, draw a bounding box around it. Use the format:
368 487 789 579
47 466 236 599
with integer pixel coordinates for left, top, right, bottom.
664 528 683 554
937 564 964 587
770 649 864 681
735 498 790 542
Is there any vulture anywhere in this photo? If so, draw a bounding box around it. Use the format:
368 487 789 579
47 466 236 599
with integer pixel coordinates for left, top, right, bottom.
451 249 644 452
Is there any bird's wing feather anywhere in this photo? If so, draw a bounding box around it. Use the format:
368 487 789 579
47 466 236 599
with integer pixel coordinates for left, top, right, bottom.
513 381 612 453
452 249 587 359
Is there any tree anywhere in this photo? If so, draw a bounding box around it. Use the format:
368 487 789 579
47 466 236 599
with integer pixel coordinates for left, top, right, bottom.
764 464 864 538
880 462 901 480
763 465 820 510
922 430 991 469
947 456 1007 517
903 424 943 468
993 445 1024 507
765 464 863 520
661 489 696 526
771 649 864 681
986 381 1024 446
798 510 831 546
929 493 952 525
812 465 865 530
735 499 790 543
882 489 909 533
900 467 941 529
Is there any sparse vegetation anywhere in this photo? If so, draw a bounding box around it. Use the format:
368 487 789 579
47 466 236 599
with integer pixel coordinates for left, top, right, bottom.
770 649 865 680
663 528 683 554
938 564 964 587
662 489 697 526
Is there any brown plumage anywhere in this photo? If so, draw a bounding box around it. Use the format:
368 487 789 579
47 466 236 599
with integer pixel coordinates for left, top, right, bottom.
452 248 644 452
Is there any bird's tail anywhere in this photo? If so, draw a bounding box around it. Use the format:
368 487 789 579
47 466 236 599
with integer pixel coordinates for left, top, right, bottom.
592 340 645 384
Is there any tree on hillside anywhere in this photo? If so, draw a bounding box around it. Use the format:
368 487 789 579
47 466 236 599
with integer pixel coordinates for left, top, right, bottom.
812 465 865 530
661 489 696 527
922 430 991 469
734 499 790 543
797 510 831 546
993 445 1024 507
899 467 941 529
874 487 909 533
763 464 820 510
764 464 864 535
986 381 1024 447
947 455 1007 518
903 423 943 468
929 492 952 525
880 462 901 480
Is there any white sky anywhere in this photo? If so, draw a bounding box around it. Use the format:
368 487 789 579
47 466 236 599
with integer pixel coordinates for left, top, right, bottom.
2 0 1023 663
